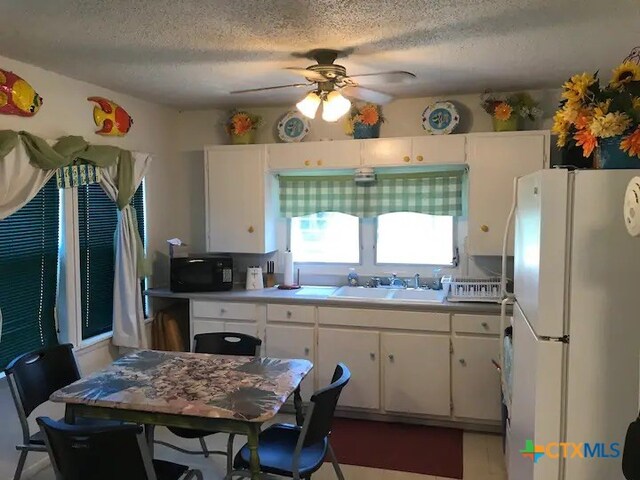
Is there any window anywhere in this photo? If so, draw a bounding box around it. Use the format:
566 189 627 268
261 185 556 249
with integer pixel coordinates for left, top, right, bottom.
290 212 359 263
376 212 454 265
0 178 59 369
78 183 146 340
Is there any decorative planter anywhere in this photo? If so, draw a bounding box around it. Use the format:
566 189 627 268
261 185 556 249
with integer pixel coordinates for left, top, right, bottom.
599 135 640 169
230 130 256 145
353 123 381 139
492 116 521 132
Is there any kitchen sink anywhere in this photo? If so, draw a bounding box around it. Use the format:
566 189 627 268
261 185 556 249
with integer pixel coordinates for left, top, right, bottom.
294 286 337 297
330 286 394 300
390 288 445 303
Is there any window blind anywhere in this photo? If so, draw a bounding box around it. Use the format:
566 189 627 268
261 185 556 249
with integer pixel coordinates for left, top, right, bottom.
279 170 465 218
0 178 59 370
78 183 146 340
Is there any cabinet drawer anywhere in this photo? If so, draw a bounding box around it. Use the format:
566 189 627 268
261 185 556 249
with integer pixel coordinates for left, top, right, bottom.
453 314 501 335
267 304 315 324
192 301 256 320
318 307 449 332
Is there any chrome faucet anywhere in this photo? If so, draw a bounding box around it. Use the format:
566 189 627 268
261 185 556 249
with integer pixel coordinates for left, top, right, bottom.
389 273 406 288
412 273 421 289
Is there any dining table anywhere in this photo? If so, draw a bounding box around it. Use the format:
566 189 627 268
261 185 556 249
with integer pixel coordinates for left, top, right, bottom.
50 349 313 480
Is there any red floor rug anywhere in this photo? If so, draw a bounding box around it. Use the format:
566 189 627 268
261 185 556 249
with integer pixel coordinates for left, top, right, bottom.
327 418 463 479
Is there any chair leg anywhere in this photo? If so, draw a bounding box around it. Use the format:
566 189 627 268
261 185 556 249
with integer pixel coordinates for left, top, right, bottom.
199 437 210 458
327 442 345 480
226 433 236 473
13 450 28 480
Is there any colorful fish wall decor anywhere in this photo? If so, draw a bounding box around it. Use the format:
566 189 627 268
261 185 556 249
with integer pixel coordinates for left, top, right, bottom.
87 96 133 136
0 68 42 117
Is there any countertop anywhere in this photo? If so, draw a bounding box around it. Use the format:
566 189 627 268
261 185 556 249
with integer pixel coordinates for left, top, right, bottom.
145 286 510 315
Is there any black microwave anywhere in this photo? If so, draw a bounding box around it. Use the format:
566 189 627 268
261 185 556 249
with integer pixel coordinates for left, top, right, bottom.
170 256 233 292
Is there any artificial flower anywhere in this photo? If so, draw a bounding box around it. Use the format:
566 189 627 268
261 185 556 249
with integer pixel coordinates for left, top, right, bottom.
574 109 593 131
574 128 598 158
589 112 632 138
610 61 640 89
621 127 640 158
559 102 579 124
494 102 513 121
562 72 596 105
594 99 612 117
633 97 640 110
343 117 354 135
232 113 252 135
552 110 570 147
359 105 380 126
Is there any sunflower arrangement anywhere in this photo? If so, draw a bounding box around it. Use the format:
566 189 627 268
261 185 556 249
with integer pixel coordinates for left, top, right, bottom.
480 92 543 122
553 61 640 158
224 110 263 136
344 103 385 135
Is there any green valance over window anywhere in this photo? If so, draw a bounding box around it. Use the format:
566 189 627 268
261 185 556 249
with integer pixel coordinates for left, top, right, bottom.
279 170 465 218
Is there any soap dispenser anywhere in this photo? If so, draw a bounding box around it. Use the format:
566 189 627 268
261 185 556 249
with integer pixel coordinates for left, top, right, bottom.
347 268 359 286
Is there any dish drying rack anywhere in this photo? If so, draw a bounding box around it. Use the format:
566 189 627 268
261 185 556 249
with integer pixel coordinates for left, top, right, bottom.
441 276 502 302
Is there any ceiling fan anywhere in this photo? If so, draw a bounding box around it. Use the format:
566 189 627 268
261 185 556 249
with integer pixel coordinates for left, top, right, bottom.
230 49 416 121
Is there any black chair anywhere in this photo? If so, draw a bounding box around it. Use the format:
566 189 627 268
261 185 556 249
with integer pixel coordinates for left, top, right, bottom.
155 332 263 473
37 417 203 480
229 363 350 480
4 343 117 480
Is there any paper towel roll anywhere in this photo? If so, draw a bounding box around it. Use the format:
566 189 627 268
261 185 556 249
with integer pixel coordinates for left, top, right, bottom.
283 251 294 286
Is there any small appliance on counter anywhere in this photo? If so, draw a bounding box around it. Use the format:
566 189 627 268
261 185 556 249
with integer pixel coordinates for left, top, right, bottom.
245 266 264 290
170 255 233 292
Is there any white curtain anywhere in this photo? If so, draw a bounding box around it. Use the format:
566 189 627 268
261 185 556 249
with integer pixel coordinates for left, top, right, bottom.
99 152 152 348
0 140 55 220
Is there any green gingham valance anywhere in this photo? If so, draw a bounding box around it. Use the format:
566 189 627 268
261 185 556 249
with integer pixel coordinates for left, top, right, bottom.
279 170 465 218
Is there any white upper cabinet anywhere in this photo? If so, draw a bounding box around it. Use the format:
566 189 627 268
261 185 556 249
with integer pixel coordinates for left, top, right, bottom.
361 135 466 167
267 140 361 170
467 132 549 256
205 145 277 254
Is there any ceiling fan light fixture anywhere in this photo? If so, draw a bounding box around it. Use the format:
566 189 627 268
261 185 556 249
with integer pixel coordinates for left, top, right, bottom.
296 91 321 119
321 90 351 122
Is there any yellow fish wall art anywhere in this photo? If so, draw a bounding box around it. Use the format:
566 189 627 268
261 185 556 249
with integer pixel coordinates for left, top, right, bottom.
0 68 42 117
88 96 134 136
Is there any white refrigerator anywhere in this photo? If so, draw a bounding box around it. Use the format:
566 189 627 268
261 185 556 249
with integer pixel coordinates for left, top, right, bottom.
505 169 640 480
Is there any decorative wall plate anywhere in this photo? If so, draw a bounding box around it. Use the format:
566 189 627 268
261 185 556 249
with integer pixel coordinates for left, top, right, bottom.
421 101 459 135
277 111 310 143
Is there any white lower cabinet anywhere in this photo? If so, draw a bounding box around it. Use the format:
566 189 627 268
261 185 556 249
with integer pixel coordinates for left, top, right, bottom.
192 319 224 337
265 324 315 400
318 327 380 410
451 336 502 421
382 332 451 416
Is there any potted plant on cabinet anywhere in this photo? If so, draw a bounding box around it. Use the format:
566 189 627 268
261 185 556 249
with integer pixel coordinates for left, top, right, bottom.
481 92 542 132
224 110 263 144
344 103 385 139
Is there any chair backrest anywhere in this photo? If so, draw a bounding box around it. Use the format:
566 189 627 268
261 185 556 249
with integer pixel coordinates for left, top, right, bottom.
302 363 350 446
193 332 262 356
36 417 154 480
4 343 80 417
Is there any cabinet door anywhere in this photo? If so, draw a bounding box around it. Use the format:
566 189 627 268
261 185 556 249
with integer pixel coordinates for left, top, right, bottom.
267 140 361 170
451 336 502 421
191 319 224 350
318 328 380 410
467 134 546 255
361 138 412 166
225 321 259 338
411 135 466 165
206 146 267 253
266 325 315 399
382 332 451 416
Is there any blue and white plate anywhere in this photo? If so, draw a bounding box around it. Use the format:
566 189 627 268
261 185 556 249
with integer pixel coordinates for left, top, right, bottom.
277 111 311 143
421 101 459 135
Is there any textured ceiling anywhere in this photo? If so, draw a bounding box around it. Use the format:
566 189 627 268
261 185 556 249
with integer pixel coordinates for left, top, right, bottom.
0 0 638 109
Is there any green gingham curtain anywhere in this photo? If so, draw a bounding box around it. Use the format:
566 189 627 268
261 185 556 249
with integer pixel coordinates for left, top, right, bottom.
279 170 465 218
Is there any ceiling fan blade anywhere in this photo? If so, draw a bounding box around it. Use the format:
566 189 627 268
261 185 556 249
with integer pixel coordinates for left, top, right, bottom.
230 83 312 94
344 71 416 85
284 67 329 83
342 86 394 105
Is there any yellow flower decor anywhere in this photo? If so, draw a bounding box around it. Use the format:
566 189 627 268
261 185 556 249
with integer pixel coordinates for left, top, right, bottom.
224 110 263 136
480 91 542 122
554 58 640 158
494 103 513 121
621 127 640 158
345 103 384 136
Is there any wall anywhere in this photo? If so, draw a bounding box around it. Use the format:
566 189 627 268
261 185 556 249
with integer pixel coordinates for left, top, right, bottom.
175 88 559 284
0 54 188 479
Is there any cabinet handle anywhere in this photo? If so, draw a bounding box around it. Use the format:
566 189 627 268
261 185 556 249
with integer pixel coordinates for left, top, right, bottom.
388 354 395 362
370 352 376 360
220 308 226 315
416 155 424 162
459 358 466 366
304 160 310 166
403 156 410 163
286 310 292 318
317 159 323 166
248 226 255 233
480 224 489 233
481 321 489 329
304 347 310 355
